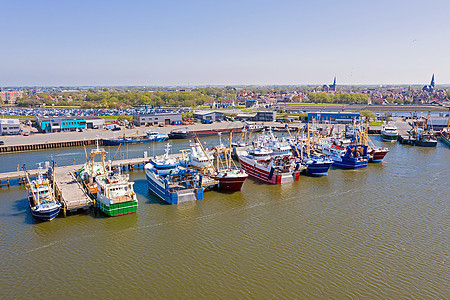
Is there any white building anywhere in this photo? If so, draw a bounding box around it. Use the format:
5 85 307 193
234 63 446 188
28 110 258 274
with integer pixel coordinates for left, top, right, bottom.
0 119 21 135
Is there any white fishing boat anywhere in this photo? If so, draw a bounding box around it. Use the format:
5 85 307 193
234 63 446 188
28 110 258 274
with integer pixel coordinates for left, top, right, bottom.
381 124 399 142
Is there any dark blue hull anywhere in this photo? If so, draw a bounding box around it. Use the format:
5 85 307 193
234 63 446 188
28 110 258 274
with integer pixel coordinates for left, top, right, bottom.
414 140 437 147
30 205 61 221
332 159 368 169
102 136 168 146
304 159 333 176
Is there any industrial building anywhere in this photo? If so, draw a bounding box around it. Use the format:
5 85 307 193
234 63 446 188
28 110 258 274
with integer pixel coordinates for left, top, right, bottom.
132 113 182 126
84 117 105 129
0 119 21 135
307 112 360 123
37 117 87 133
255 111 276 122
192 111 225 123
235 113 256 121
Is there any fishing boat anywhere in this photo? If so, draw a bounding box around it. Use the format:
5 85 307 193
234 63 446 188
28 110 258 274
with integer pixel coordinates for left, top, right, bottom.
25 164 61 221
207 134 248 191
102 130 168 146
356 126 389 163
440 128 450 146
408 128 437 147
245 123 264 132
185 140 214 168
409 128 437 147
79 142 138 216
94 170 138 216
169 127 244 139
439 111 450 146
260 129 292 156
238 144 303 184
144 144 203 204
380 124 399 142
407 112 437 147
210 146 248 191
321 142 369 169
287 125 332 176
290 140 333 176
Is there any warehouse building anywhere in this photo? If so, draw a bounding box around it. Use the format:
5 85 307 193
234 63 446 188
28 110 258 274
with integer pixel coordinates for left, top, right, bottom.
307 112 360 123
133 113 182 126
84 116 105 129
255 111 276 122
192 111 225 123
0 119 21 135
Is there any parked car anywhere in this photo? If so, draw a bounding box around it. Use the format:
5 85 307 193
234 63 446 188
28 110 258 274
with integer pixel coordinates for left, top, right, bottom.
0 141 4 145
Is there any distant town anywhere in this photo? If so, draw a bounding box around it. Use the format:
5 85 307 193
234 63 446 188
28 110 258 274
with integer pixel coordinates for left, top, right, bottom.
1 75 449 109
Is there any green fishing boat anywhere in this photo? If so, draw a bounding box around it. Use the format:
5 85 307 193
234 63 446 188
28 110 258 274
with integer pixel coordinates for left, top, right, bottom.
79 141 138 216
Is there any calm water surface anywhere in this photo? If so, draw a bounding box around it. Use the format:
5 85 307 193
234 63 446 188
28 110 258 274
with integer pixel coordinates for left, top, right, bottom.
0 136 448 298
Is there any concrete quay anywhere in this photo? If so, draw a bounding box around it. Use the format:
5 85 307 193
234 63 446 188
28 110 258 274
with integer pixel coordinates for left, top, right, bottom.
0 121 247 153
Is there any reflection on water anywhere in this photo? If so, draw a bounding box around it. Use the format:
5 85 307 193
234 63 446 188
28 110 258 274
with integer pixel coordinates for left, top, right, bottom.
0 137 448 298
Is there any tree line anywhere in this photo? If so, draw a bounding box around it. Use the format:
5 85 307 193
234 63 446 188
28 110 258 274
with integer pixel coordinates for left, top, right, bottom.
306 92 369 104
16 90 214 108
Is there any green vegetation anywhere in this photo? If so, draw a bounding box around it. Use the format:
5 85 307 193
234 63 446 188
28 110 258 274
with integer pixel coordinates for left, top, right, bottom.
306 92 369 104
369 121 383 126
287 103 344 106
224 113 238 119
0 115 36 121
360 110 376 121
181 112 193 119
16 90 214 108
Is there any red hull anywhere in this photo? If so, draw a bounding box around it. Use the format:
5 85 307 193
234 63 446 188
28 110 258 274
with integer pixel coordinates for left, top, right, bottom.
214 175 248 191
369 148 389 162
239 158 300 185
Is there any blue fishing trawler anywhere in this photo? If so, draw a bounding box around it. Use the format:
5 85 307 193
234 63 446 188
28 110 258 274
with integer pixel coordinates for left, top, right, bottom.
144 144 203 204
321 142 368 169
289 139 332 176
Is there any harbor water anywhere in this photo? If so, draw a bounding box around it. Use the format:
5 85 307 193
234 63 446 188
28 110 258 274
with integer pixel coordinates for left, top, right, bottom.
0 136 448 298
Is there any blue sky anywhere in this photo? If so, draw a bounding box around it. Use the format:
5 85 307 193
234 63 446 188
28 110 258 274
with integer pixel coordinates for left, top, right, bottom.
1 0 449 86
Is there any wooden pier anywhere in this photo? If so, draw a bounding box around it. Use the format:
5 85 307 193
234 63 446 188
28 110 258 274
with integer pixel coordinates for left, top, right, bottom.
0 156 152 214
53 165 92 216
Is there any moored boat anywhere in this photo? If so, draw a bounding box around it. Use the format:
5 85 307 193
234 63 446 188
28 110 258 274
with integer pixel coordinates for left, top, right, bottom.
144 144 203 204
79 142 138 216
287 124 332 176
210 136 248 191
95 171 138 216
380 124 399 142
439 112 450 147
260 129 292 156
238 145 303 184
185 140 214 168
321 142 369 169
440 128 450 146
102 130 168 146
25 164 61 221
409 128 437 147
356 127 389 163
169 127 244 139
